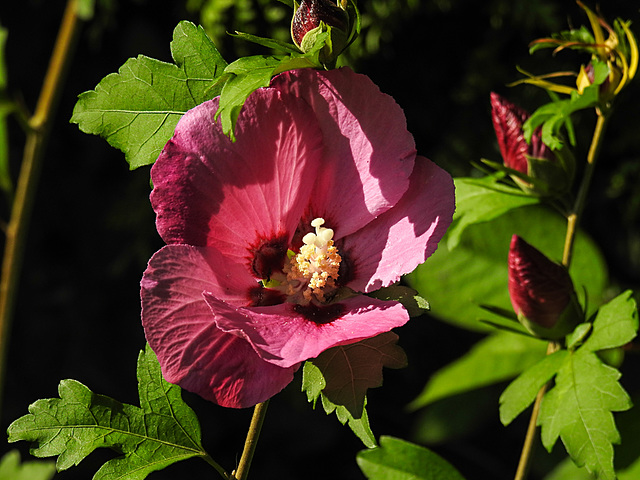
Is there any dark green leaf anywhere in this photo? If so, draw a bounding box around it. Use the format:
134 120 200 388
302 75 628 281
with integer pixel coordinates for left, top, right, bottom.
499 349 568 425
8 344 215 480
409 331 547 410
357 436 466 480
0 451 55 480
446 176 539 250
71 21 227 169
406 204 607 332
303 332 406 416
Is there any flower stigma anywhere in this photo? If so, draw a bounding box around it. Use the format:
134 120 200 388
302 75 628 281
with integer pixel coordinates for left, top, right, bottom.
285 218 342 303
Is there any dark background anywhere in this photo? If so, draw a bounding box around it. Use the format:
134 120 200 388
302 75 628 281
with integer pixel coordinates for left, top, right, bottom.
0 1 639 479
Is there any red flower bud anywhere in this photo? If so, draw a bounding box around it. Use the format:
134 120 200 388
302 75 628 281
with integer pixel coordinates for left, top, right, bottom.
490 92 554 175
508 235 582 339
291 0 349 64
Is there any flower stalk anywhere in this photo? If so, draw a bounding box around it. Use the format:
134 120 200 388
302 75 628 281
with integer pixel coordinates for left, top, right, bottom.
513 107 611 480
233 400 270 480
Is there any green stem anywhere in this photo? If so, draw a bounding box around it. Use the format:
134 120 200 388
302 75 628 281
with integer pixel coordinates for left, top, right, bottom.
513 109 610 480
0 0 82 416
233 400 269 480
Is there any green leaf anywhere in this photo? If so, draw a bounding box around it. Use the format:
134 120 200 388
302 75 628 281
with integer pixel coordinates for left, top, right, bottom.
406 204 607 332
499 349 568 425
215 32 328 139
71 21 227 169
301 333 405 447
321 395 377 448
230 31 300 54
304 332 407 418
447 176 539 250
538 351 632 479
582 290 638 353
8 344 213 480
409 331 547 410
0 451 56 480
357 436 466 480
368 285 430 317
523 78 601 149
216 55 284 139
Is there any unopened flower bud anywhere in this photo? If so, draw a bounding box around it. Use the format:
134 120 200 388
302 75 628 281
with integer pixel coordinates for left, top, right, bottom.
508 235 582 340
490 93 574 196
291 0 349 65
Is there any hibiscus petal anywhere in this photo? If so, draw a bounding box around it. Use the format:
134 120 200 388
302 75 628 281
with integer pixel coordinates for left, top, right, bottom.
141 245 296 408
204 293 409 368
271 67 416 238
341 156 455 292
151 88 323 265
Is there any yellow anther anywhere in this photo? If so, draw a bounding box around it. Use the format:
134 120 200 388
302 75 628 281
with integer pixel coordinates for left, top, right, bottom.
285 218 341 303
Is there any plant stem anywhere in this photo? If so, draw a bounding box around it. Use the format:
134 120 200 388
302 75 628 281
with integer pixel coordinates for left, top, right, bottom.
0 0 83 415
233 400 269 480
513 108 610 480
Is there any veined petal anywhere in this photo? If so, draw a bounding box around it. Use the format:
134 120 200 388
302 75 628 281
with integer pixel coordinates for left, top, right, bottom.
341 156 455 292
271 67 416 238
204 294 409 368
151 88 324 265
141 245 296 408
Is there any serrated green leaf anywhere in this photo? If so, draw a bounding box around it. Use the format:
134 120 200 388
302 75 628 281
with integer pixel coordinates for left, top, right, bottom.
357 436 466 480
321 394 377 448
71 21 227 169
538 349 632 480
409 331 547 410
8 344 213 480
0 451 56 480
583 290 638 353
406 204 607 332
447 176 539 250
304 332 406 418
499 349 568 425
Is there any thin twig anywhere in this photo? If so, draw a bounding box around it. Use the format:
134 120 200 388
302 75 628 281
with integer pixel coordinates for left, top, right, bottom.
513 109 610 480
0 0 83 415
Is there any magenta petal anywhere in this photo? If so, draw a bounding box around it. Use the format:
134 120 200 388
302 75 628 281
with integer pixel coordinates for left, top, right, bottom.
272 68 416 238
151 88 323 264
204 294 409 368
341 156 455 292
141 245 296 408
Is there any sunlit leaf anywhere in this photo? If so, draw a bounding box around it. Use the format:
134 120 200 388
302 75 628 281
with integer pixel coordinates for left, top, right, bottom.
409 331 547 410
8 344 213 480
537 292 638 480
357 436 466 480
499 349 567 425
0 451 55 480
71 21 227 169
446 176 539 250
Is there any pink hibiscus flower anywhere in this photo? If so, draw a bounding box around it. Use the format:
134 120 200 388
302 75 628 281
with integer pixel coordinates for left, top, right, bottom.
141 67 455 408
